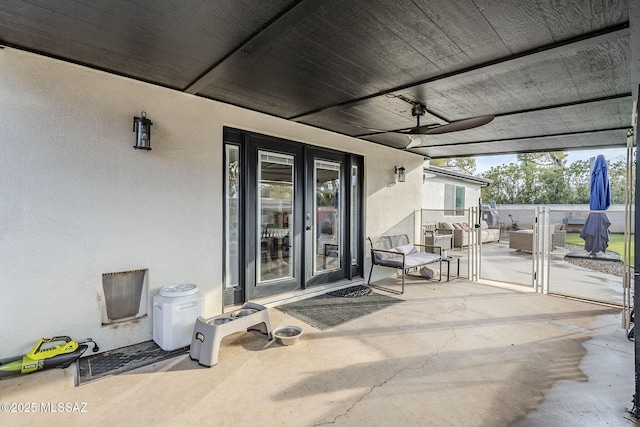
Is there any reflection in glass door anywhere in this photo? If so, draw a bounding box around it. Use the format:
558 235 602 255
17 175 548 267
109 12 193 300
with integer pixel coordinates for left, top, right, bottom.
350 164 360 269
224 144 243 304
257 151 294 284
314 160 341 274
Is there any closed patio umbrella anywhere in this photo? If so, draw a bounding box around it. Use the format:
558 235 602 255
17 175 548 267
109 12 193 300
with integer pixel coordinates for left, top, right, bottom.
579 155 611 255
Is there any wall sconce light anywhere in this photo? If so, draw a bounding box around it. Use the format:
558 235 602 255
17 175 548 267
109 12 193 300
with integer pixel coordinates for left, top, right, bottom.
395 165 406 182
133 111 153 150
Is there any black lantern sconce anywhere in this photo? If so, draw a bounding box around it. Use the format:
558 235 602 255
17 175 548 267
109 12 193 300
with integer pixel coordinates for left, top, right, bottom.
133 111 153 150
395 165 406 182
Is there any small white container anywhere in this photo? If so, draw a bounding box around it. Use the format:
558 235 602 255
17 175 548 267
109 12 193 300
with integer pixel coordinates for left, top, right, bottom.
153 284 203 351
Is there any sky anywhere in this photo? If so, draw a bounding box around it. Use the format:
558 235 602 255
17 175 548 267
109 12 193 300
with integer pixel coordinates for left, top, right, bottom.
474 147 629 174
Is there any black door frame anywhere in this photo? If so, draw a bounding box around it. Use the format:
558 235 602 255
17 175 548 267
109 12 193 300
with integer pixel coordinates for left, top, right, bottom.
223 128 364 305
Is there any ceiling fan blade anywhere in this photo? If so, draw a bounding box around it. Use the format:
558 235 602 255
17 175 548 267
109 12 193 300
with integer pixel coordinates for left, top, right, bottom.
397 126 434 135
363 106 493 140
405 135 423 149
421 115 494 135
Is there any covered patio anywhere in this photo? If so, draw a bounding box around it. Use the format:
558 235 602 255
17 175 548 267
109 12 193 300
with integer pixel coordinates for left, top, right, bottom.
1 279 632 425
1 1 639 424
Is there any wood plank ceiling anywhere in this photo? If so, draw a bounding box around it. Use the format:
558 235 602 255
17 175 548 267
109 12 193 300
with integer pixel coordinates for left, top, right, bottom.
0 0 635 159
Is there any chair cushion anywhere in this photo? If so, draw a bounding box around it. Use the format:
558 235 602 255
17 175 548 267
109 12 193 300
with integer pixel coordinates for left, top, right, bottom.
404 252 440 267
374 246 439 268
377 252 440 268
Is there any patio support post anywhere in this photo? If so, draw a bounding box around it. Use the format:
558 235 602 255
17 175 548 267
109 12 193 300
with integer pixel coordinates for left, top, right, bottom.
623 132 633 332
532 206 550 294
633 127 640 417
469 207 480 281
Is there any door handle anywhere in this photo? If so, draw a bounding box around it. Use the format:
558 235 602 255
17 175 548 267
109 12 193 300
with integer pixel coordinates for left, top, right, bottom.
305 212 312 231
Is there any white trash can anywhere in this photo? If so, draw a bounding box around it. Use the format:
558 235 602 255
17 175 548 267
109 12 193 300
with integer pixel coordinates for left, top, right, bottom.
153 283 203 351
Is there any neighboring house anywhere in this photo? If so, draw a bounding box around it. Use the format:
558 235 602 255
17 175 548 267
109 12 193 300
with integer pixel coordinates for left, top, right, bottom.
421 164 492 226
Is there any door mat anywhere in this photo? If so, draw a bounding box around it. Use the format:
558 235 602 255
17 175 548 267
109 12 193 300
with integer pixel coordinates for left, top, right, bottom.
76 340 189 386
275 287 402 330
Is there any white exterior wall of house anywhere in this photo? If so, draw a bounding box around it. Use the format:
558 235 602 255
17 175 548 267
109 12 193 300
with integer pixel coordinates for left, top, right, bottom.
421 174 483 225
0 48 423 357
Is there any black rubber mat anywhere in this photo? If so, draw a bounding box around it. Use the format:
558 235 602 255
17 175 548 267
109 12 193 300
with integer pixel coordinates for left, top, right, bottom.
76 340 189 385
327 285 373 298
275 291 401 330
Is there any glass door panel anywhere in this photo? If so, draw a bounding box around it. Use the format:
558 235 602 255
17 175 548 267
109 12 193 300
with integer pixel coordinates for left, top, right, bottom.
304 148 350 286
224 143 243 304
314 160 341 274
350 164 360 268
258 151 294 284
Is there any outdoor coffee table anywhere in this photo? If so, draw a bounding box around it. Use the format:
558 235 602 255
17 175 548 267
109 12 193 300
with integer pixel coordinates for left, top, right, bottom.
442 255 461 281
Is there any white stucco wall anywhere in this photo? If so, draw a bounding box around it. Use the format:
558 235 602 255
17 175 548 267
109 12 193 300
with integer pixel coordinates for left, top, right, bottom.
421 175 483 225
0 48 423 357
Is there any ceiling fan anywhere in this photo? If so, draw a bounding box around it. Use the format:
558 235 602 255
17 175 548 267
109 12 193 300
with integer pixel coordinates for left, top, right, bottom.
364 95 495 148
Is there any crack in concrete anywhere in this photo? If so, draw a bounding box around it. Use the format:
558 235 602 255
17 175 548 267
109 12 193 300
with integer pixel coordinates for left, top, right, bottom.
402 293 471 320
313 307 463 426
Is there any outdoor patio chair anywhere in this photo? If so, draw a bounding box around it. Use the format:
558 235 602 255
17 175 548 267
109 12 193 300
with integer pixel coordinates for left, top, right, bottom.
367 234 442 294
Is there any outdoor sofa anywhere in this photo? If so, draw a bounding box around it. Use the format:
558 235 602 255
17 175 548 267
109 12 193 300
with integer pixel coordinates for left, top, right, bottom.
367 234 442 294
437 220 500 249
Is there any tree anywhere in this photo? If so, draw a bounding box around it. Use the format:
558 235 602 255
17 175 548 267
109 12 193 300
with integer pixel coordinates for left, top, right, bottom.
517 152 567 167
565 160 590 204
430 157 476 175
608 159 632 204
479 152 629 204
481 164 521 203
538 166 570 203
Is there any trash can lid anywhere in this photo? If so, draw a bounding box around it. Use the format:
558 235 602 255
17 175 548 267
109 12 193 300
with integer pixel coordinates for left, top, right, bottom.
160 283 198 297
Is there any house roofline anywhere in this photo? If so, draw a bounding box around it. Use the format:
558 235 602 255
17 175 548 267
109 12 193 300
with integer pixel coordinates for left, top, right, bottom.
425 166 492 187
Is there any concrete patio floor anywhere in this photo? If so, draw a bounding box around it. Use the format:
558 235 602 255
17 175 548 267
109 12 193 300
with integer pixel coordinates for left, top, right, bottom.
454 239 628 306
0 278 637 426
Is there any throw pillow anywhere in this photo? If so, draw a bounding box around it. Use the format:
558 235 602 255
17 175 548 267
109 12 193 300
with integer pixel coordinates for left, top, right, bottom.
393 243 417 255
375 249 399 261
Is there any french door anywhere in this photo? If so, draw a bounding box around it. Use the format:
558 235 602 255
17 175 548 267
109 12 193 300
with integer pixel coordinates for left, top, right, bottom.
304 147 350 286
245 134 304 299
223 129 363 304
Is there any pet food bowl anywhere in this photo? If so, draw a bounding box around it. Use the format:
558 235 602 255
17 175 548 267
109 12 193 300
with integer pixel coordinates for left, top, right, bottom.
207 316 235 325
232 308 258 318
273 325 303 346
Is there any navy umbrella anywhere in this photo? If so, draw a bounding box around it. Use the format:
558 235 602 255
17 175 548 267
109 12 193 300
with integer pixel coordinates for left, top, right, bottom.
579 155 611 255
